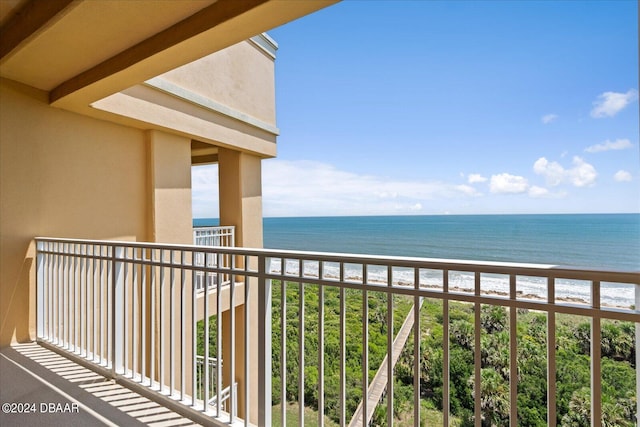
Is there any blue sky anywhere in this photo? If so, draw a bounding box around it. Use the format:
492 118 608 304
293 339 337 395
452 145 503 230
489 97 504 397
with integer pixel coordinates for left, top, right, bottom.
192 0 639 218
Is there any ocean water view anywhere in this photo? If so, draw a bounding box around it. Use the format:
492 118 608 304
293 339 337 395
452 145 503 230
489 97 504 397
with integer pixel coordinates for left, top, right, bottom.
194 214 640 307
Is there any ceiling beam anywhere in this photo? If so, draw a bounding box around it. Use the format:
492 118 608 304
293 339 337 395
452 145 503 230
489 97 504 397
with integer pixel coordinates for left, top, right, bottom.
0 0 76 62
50 0 268 105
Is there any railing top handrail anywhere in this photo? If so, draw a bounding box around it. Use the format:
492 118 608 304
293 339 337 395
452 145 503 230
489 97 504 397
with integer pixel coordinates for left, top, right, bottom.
193 225 235 231
34 236 640 284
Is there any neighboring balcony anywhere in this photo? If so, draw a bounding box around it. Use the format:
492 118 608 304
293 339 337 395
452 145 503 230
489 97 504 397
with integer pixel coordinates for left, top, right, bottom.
31 237 640 426
193 226 235 292
194 226 235 248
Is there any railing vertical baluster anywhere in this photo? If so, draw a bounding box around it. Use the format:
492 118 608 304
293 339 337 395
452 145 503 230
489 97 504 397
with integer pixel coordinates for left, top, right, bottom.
142 250 147 384
362 263 368 427
81 244 91 358
74 244 80 353
180 250 186 401
52 242 57 344
100 245 105 363
51 241 56 343
36 240 45 339
386 267 393 427
204 251 210 412
547 276 557 427
113 245 124 375
591 280 602 427
509 274 517 424
70 244 74 350
474 271 481 427
258 254 272 427
443 269 450 426
339 262 346 427
56 243 62 346
107 246 113 369
47 241 51 342
104 245 109 364
318 262 325 427
72 244 78 350
280 274 287 426
191 250 197 407
133 251 139 380
151 250 156 388
123 251 128 376
93 245 99 360
159 249 165 392
299 278 305 426
414 268 421 426
49 242 54 342
88 245 93 356
67 244 73 353
229 252 236 422
70 244 75 351
170 250 175 396
244 254 250 427
216 252 222 417
56 242 61 344
63 243 69 349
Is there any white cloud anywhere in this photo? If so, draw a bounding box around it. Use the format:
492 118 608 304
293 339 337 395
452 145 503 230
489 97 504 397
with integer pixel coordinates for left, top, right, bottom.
584 138 633 153
569 157 597 187
614 170 633 182
533 157 565 186
527 186 567 199
490 173 529 194
533 156 597 187
455 184 482 196
590 89 638 118
468 173 488 184
528 186 549 198
541 114 558 124
261 160 484 216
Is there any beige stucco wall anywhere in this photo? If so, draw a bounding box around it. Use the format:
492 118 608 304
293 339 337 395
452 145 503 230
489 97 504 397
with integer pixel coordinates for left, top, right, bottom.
162 39 276 128
146 130 193 243
90 37 279 159
0 78 193 347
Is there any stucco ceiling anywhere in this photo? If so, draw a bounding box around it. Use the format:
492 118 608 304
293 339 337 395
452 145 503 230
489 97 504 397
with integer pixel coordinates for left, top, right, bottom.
0 0 217 91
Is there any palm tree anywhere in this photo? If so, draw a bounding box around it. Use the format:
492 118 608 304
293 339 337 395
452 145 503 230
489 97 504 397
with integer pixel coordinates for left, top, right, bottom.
470 368 509 426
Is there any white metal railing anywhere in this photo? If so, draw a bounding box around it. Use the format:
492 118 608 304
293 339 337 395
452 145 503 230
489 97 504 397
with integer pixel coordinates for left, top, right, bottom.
36 238 251 427
194 226 235 291
196 355 221 403
195 355 238 418
36 238 640 427
194 226 235 247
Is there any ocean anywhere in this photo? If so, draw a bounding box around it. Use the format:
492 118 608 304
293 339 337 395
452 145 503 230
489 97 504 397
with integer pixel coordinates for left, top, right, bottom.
194 214 640 307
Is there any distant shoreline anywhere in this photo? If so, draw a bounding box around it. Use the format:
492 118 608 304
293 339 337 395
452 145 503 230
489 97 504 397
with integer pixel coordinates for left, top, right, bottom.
195 212 640 223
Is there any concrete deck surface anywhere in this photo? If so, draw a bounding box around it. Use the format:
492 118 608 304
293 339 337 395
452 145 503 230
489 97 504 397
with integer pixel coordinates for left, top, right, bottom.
0 343 200 427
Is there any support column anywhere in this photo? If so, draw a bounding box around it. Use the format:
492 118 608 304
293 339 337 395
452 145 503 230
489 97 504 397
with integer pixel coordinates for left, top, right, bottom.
218 148 264 249
146 130 193 244
218 147 263 423
145 130 194 393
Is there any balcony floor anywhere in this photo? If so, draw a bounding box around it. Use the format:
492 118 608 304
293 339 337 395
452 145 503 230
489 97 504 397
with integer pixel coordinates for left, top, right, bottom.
0 343 200 427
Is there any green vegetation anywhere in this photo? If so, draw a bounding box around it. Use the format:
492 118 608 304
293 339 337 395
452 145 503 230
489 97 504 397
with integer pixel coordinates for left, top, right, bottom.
197 281 636 426
272 403 339 427
271 283 413 423
270 280 636 426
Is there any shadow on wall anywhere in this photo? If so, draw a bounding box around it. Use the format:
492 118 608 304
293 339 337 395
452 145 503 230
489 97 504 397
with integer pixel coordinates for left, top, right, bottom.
1 242 34 346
